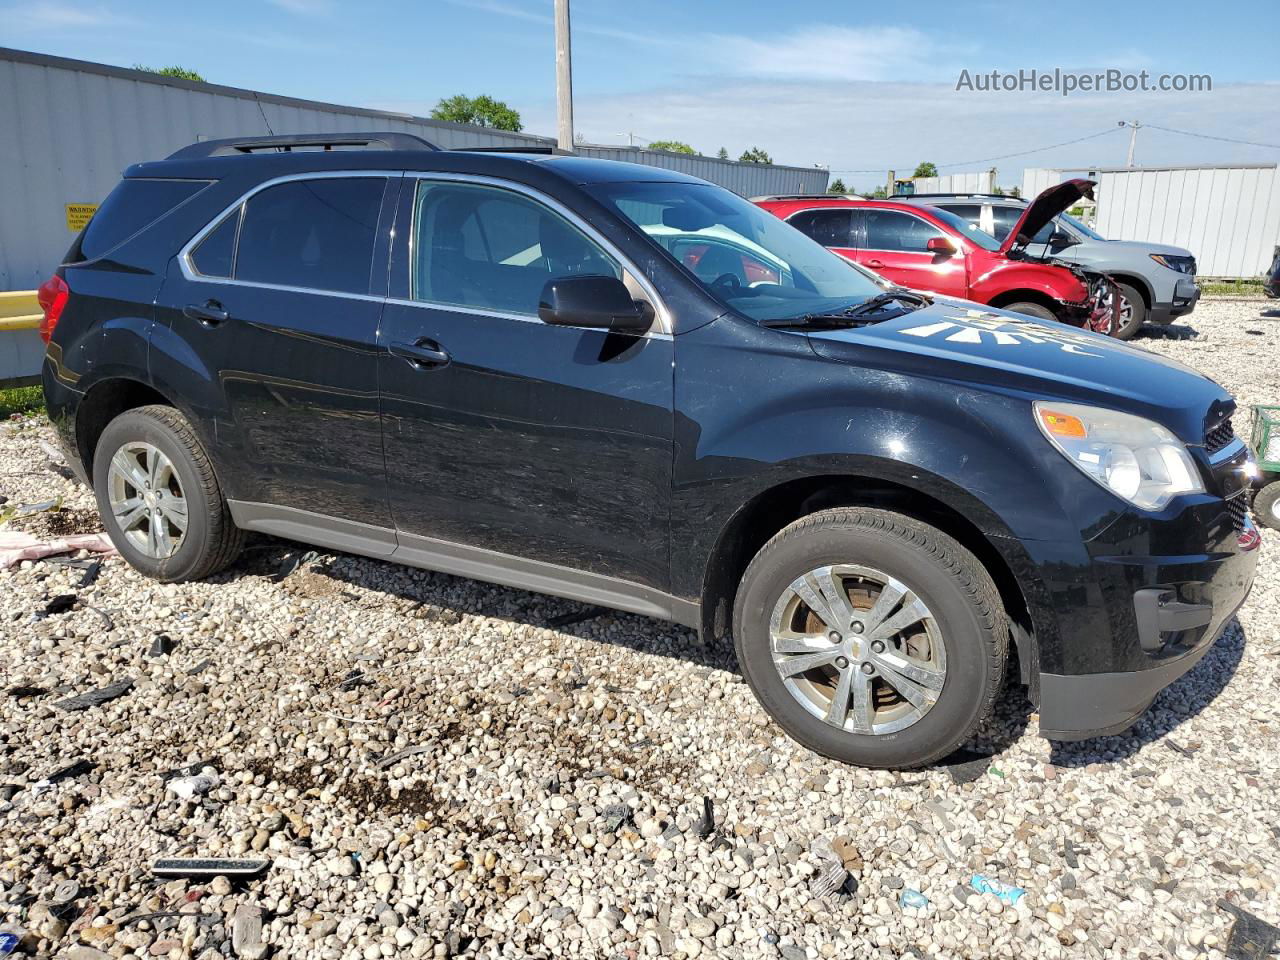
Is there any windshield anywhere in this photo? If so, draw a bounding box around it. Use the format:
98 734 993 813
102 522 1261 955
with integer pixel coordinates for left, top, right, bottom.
1058 212 1105 241
587 181 885 321
920 206 1002 252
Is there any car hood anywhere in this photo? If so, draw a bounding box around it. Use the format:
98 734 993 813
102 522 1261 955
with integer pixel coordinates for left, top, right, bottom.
999 178 1096 255
1094 238 1194 258
805 298 1230 442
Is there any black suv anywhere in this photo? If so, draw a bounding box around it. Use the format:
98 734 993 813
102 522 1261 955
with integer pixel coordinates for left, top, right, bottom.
41 133 1259 768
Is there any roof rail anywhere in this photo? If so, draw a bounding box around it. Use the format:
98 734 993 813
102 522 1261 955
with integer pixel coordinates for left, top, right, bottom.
458 145 569 155
166 132 440 160
894 192 1019 201
750 193 862 202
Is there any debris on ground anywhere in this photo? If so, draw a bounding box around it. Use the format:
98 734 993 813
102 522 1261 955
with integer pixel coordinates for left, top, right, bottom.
969 873 1026 905
943 749 994 784
41 594 77 615
1219 899 1280 960
148 633 176 658
52 678 134 712
899 889 929 909
151 858 270 880
30 758 94 796
0 530 116 570
166 769 219 800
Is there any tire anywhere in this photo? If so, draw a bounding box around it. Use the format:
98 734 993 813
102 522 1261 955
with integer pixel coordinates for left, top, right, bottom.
1254 481 1280 532
92 404 244 582
1113 282 1147 340
1003 301 1058 323
732 508 1007 769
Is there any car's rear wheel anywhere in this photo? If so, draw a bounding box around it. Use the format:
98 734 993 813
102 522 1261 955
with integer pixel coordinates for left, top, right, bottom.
1113 282 1146 340
93 405 244 582
733 508 1007 768
1003 301 1058 323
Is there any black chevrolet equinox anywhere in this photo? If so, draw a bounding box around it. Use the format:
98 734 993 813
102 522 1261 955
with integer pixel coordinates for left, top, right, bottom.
40 133 1260 768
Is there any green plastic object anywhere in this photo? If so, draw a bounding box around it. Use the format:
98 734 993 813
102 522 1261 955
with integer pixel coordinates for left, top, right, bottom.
1252 404 1280 472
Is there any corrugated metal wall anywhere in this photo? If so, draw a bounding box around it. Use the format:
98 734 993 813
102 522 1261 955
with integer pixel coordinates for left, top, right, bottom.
1023 165 1280 278
907 171 995 195
0 47 828 290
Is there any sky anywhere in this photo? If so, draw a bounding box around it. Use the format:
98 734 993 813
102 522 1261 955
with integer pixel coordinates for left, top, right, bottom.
2 0 1278 190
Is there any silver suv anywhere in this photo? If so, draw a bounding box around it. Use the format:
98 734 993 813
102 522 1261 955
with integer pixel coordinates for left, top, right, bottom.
898 193 1200 339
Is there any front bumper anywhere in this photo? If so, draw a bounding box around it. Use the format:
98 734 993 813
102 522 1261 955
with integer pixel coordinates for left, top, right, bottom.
1149 277 1201 324
1036 513 1259 741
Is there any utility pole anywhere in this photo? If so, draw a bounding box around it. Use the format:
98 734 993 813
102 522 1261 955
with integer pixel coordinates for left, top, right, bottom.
1119 120 1141 168
554 0 574 153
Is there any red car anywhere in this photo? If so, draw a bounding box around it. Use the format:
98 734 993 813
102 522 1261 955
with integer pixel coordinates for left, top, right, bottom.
756 180 1117 331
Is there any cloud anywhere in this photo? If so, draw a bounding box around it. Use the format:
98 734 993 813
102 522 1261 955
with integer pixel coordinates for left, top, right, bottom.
704 25 967 83
267 0 332 13
0 1 120 29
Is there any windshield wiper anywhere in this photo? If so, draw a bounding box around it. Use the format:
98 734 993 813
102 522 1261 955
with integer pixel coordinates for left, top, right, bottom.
842 289 932 317
761 289 933 329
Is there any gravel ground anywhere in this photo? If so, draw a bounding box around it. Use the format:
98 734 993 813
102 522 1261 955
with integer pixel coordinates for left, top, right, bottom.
1 298 1277 960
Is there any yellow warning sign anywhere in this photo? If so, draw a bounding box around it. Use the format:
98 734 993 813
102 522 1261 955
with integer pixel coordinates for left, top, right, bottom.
65 203 98 232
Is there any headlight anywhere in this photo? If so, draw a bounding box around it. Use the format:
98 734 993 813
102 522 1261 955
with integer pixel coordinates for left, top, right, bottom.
1149 253 1195 274
1034 401 1204 510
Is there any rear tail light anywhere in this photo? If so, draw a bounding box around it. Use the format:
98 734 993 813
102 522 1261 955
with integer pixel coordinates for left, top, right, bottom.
37 274 69 344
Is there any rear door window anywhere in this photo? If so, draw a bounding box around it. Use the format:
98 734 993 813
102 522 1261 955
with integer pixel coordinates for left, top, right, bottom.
233 177 386 295
68 178 209 263
787 209 854 248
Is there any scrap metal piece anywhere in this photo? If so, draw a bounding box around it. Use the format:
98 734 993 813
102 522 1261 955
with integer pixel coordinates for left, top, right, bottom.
53 678 134 712
1219 899 1280 960
151 858 270 880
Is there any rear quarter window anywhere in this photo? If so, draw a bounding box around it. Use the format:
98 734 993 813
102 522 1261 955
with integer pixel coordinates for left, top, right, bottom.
66 178 209 263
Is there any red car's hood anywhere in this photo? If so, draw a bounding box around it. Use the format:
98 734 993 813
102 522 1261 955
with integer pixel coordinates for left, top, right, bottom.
998 178 1096 255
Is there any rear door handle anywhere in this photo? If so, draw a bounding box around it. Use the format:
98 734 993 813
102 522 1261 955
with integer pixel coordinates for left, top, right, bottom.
389 338 451 369
865 259 885 269
183 300 228 326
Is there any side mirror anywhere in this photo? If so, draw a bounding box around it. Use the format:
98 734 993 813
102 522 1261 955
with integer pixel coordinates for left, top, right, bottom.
1049 229 1077 247
538 275 650 333
926 236 956 255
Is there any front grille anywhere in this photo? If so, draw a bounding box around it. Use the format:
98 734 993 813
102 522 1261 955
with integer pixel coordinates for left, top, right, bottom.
1227 494 1249 531
1205 418 1235 455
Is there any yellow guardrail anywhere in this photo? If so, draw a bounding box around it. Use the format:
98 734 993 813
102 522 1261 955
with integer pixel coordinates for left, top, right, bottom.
0 290 41 331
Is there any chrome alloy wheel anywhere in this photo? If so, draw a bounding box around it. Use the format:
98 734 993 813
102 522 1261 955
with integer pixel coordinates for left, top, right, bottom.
768 564 947 735
106 441 188 559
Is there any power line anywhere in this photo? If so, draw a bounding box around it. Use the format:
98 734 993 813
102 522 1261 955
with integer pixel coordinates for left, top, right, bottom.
828 126 1124 175
1143 123 1280 151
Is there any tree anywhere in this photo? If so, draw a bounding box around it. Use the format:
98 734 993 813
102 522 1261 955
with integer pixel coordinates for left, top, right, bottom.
647 140 696 154
828 178 848 194
430 94 522 132
1010 186 1022 198
134 64 206 82
739 146 772 164
871 185 888 199
716 147 730 160
912 161 938 178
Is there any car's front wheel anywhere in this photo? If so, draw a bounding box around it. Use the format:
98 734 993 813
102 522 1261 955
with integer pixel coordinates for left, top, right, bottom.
1003 301 1058 324
93 404 244 582
733 507 1007 768
1113 282 1147 340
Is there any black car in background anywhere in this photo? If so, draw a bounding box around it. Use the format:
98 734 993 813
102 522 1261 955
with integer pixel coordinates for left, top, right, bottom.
1265 248 1280 298
39 133 1259 768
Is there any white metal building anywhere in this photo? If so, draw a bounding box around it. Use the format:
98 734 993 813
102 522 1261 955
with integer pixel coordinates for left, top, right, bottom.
1023 164 1280 278
0 47 828 290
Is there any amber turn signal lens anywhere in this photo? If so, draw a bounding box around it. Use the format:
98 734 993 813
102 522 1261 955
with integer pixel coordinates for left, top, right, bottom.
1038 409 1087 438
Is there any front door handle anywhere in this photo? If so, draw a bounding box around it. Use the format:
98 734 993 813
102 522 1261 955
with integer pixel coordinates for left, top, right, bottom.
184 300 228 326
389 338 451 369
865 258 885 269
